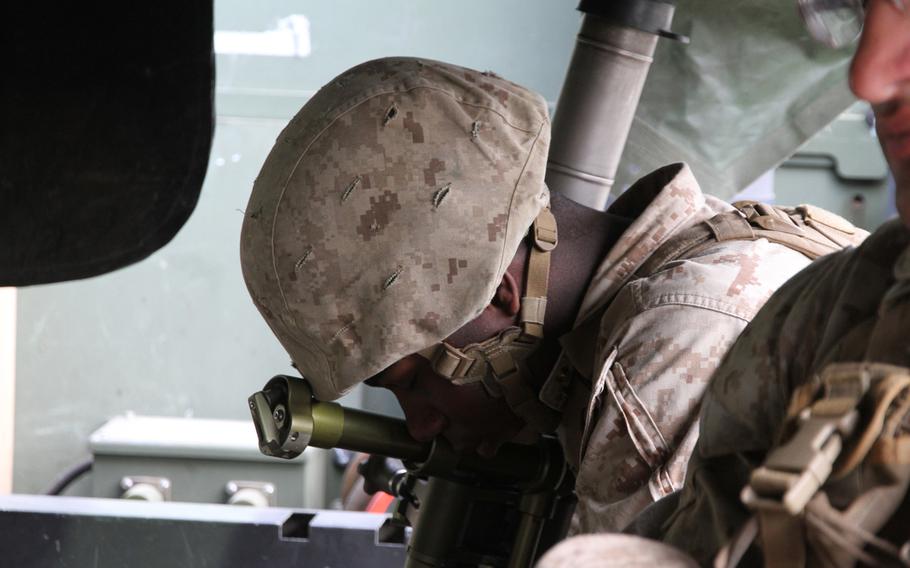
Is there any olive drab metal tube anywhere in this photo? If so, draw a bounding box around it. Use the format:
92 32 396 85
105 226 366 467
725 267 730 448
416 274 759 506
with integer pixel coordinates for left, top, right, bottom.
309 401 554 484
249 375 557 486
509 492 553 568
308 400 430 461
545 12 664 211
403 478 474 568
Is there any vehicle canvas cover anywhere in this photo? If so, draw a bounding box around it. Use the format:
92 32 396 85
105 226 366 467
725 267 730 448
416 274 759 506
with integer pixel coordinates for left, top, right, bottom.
616 0 856 200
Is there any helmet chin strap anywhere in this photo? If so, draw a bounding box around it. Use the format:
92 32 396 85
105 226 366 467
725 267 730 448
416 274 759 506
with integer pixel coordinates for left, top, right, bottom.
416 208 561 435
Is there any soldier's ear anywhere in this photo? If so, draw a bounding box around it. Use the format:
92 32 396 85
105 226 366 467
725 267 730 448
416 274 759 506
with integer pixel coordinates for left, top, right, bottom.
490 270 521 318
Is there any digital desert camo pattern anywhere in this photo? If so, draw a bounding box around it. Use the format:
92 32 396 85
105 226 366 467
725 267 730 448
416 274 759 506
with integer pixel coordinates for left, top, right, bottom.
240 57 550 401
546 164 818 533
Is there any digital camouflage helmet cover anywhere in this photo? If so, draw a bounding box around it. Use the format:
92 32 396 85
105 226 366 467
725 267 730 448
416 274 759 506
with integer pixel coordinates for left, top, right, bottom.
241 57 553 402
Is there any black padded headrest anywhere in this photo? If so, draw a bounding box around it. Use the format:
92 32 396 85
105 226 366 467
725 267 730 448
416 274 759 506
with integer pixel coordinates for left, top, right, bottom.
1 2 214 285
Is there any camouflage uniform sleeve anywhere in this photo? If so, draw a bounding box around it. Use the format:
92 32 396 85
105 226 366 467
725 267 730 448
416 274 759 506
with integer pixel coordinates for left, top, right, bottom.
572 291 750 534
571 238 811 534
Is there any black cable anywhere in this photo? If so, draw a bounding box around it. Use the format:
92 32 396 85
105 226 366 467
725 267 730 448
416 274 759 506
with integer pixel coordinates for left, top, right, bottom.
46 458 93 496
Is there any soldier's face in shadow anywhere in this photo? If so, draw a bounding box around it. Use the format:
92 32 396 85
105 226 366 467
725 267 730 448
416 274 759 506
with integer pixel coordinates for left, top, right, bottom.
368 354 527 458
849 0 910 224
367 266 530 458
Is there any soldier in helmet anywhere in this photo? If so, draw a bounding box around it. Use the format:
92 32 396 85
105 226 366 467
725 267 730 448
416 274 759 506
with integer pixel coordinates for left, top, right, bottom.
240 57 855 534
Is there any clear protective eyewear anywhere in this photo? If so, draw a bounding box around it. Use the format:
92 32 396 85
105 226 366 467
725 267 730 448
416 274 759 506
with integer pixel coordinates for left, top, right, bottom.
798 0 906 48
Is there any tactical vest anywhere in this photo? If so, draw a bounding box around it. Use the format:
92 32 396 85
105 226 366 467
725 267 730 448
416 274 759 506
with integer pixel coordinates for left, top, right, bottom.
544 200 868 434
637 201 868 277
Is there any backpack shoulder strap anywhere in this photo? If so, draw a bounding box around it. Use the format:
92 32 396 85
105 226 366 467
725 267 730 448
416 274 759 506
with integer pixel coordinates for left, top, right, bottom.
718 363 910 568
635 202 868 278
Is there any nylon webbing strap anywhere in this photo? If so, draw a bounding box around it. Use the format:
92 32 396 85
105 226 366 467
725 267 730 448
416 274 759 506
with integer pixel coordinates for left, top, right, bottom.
416 208 559 431
757 511 805 568
520 297 547 327
735 201 863 259
835 372 910 477
635 202 866 279
742 366 866 515
727 363 910 568
488 350 560 433
522 208 557 338
419 342 475 380
714 517 758 568
634 223 718 278
869 372 910 469
705 211 755 242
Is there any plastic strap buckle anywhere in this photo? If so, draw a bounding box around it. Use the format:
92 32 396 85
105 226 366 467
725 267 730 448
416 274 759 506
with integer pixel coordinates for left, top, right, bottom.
533 208 558 252
741 371 865 515
742 413 854 515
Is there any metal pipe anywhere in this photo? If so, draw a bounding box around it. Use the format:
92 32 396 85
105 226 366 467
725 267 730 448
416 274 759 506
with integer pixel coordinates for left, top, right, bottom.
546 7 668 210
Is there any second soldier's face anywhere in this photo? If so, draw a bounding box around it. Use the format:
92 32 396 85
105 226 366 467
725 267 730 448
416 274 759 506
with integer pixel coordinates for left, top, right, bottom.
368 354 527 458
849 0 910 225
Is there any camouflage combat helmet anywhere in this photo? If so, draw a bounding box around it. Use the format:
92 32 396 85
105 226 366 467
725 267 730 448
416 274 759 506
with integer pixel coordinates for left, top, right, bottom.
240 57 552 401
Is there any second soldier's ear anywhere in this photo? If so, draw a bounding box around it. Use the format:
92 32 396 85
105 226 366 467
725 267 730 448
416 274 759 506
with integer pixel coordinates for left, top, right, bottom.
491 270 522 318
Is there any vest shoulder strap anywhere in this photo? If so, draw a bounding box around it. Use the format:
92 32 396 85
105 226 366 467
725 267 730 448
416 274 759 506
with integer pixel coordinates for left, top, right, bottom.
635 202 868 279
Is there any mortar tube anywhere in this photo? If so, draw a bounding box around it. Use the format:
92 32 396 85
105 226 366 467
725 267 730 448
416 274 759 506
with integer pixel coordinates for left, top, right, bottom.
307 399 551 487
545 11 664 211
308 399 428 461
